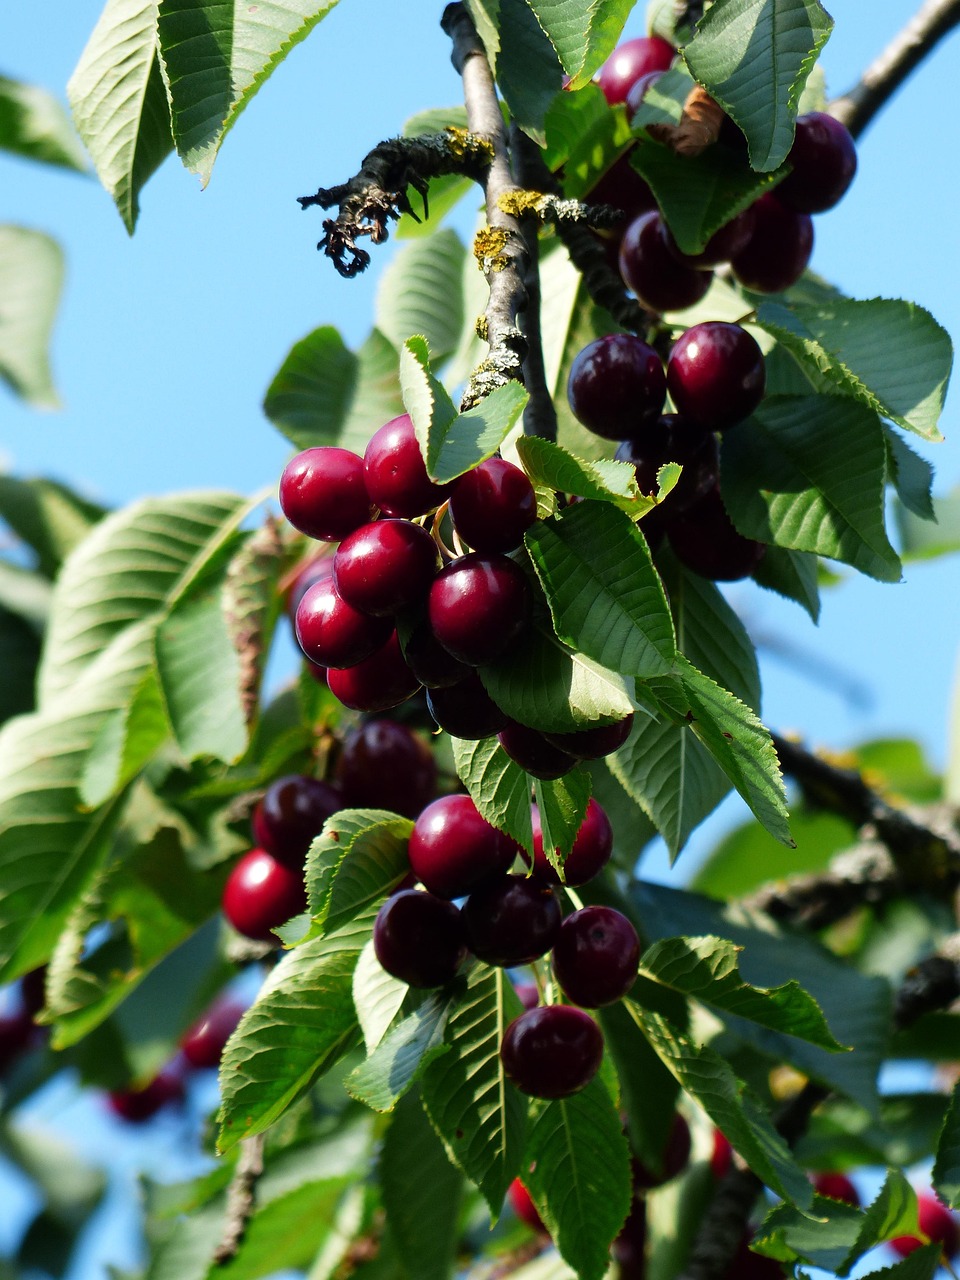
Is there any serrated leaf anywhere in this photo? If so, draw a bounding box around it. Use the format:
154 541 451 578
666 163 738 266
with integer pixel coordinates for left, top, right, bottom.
721 395 901 583
465 0 563 144
756 298 952 442
526 502 675 678
527 0 634 89
599 996 681 1171
353 937 407 1055
0 226 64 407
452 736 534 853
751 544 821 620
683 0 834 171
934 1081 960 1208
157 0 341 185
432 383 530 484
399 336 458 471
421 964 527 1214
68 0 174 232
534 769 591 876
305 809 413 939
543 80 624 174
0 76 88 171
516 436 649 516
347 988 458 1112
526 1076 633 1280
885 427 935 521
376 230 466 363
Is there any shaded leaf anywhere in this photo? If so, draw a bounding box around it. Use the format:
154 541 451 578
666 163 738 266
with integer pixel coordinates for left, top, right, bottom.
0 76 88 171
533 768 591 877
352 937 407 1055
516 436 648 517
452 737 535 854
305 809 413 939
347 988 458 1112
376 229 466 363
0 227 64 407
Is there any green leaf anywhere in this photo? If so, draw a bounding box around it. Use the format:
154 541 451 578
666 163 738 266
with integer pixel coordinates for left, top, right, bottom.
68 0 174 232
897 489 960 563
0 76 88 171
534 769 591 877
376 229 466 363
516 436 648 516
526 0 634 89
0 609 41 724
525 502 675 678
543 80 627 175
721 395 901 583
305 810 413 939
885 427 935 521
526 1076 633 1280
751 544 821 620
399 335 458 467
692 808 853 899
933 1081 960 1208
421 964 527 1214
437 384 531 484
157 0 341 184
79 668 170 807
352 937 407 1055
640 935 845 1050
217 912 370 1152
0 475 106 579
347 988 458 1112
465 0 563 144
683 0 834 171
796 1093 949 1170
599 998 680 1171
0 226 64 408
451 737 535 854
756 298 952 443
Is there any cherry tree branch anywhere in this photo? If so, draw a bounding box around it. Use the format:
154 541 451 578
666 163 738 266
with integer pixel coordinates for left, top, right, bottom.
213 1133 266 1265
829 0 960 137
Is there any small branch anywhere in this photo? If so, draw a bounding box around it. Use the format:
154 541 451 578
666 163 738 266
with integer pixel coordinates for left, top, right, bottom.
896 938 960 1027
745 841 900 931
555 219 653 335
213 1133 266 1265
829 0 960 137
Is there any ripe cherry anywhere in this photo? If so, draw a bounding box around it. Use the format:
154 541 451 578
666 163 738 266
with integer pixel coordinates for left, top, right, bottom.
615 417 719 515
731 194 813 294
286 555 335 624
333 519 438 616
777 112 857 214
426 672 510 739
813 1172 860 1206
326 632 421 713
251 774 342 868
336 720 437 817
543 714 634 761
632 1114 692 1188
462 874 561 966
363 415 453 517
596 36 675 105
279 447 372 541
401 615 472 689
500 1005 604 1099
567 334 666 442
530 797 614 886
449 458 537 554
667 322 766 432
619 212 713 314
107 1069 185 1123
891 1193 960 1259
295 577 393 669
552 905 640 1007
710 1129 733 1179
666 486 766 581
508 1179 547 1234
497 722 576 780
222 848 308 942
428 553 531 666
585 153 657 223
373 889 467 988
409 794 518 899
180 998 245 1070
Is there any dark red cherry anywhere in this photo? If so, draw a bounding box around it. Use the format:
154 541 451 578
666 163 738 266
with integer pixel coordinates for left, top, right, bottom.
222 848 308 942
667 322 766 432
567 334 666 442
428 553 531 666
336 720 437 817
666 486 766 581
731 194 813 294
508 1179 547 1234
333 519 438 616
449 459 537 553
891 1194 960 1259
363 415 454 517
612 1197 647 1280
615 422 718 515
461 874 561 966
596 36 675 105
619 212 713 314
777 112 857 214
0 1010 36 1073
812 1172 860 1206
373 889 467 988
326 632 421 713
19 967 47 1018
180 998 246 1070
529 797 614 886
279 447 372 541
426 673 510 739
710 1129 733 1179
409 794 518 899
401 615 472 689
497 722 576 780
295 577 393 669
665 206 756 268
632 1113 692 1188
251 774 342 868
107 1069 185 1123
543 715 634 761
585 152 657 222
286 555 335 624
552 905 640 1007
724 1233 788 1279
500 1005 604 1099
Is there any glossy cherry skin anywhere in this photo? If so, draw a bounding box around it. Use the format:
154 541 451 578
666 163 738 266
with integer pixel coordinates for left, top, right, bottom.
616 417 719 515
710 1129 734 1179
632 1114 692 1188
426 673 510 739
326 632 421 713
731 194 813 294
508 1179 547 1234
543 715 634 761
530 797 614 886
500 1005 604 1099
812 1172 860 1206
286 555 335 624
363 414 453 517
891 1194 960 1259
497 722 576 780
596 36 675 105
428 553 531 666
552 905 640 1007
462 874 561 966
180 998 245 1070
222 848 308 942
666 206 756 268
251 774 342 868
666 486 766 581
409 794 518 899
373 889 467 988
295 577 393 669
107 1069 185 1123
619 212 713 314
667 322 766 432
400 615 472 689
279 447 372 541
777 112 857 214
449 459 537 553
336 720 437 817
567 334 666 442
333 519 438 616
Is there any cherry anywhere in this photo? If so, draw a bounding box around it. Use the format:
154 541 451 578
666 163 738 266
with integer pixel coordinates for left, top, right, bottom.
500 1005 604 1099
449 459 537 553
596 36 675 105
0 1010 36 1073
336 720 437 817
279 447 372 541
373 889 467 988
295 577 393 669
222 848 308 942
567 334 666 442
19 967 47 1018
891 1193 959 1259
286 555 335 624
180 998 246 1070
710 1129 733 1179
777 112 857 214
723 1234 787 1279
401 615 472 689
333 519 438 616
632 1114 692 1188
530 797 614 886
666 485 766 581
508 1179 547 1234
667 322 766 432
585 153 657 222
426 672 510 739
665 206 756 268
615 421 718 515
251 774 342 868
497 722 576 780
612 1197 647 1280
461 874 561 966
543 715 634 761
552 905 640 1007
619 212 713 314
363 415 453 517
730 194 813 294
812 1172 860 1206
107 1069 185 1123
428 553 531 666
326 632 421 713
408 794 518 899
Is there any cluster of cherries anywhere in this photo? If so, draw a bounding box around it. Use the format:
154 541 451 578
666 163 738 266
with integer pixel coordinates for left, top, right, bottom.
566 34 859 582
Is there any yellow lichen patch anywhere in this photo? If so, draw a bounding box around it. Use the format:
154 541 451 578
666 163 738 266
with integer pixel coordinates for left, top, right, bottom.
498 190 546 218
473 226 510 271
445 126 494 163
